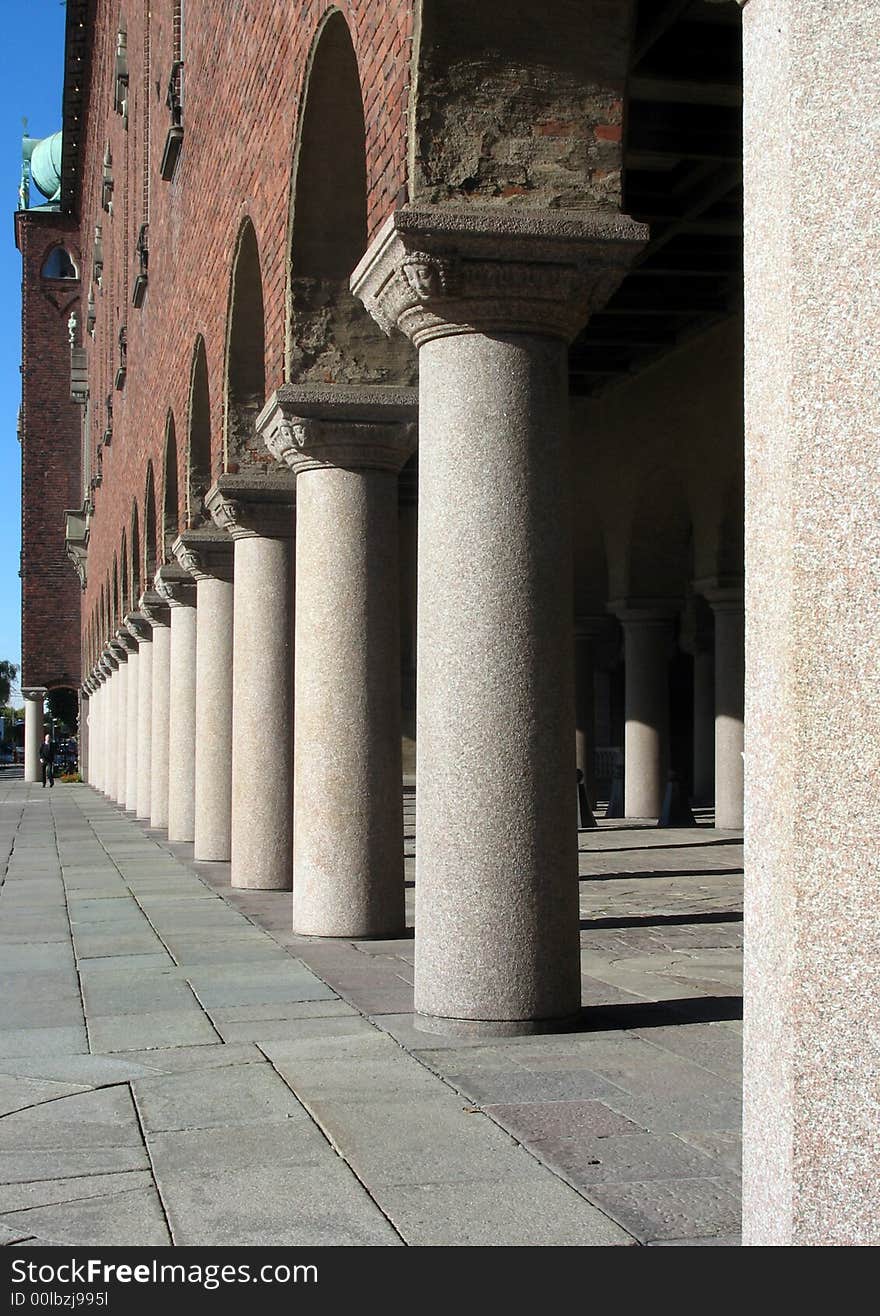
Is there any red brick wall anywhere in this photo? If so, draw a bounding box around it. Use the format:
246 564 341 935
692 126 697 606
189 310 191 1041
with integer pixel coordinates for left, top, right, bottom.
74 0 414 656
16 211 83 691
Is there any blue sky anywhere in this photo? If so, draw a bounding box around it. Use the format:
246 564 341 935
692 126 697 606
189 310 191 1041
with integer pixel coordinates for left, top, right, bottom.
1 1 67 702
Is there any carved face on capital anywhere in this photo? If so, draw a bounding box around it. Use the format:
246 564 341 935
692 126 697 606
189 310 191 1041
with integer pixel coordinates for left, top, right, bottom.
401 254 449 301
209 498 241 535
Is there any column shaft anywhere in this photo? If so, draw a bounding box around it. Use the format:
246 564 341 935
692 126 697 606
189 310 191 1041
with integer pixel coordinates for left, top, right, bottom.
622 619 672 819
168 605 197 842
136 640 153 818
692 646 715 806
150 627 171 829
115 662 128 804
194 576 234 861
23 696 44 783
575 631 597 805
125 650 139 811
713 605 744 828
231 536 293 889
105 672 117 798
293 468 404 935
415 332 580 1028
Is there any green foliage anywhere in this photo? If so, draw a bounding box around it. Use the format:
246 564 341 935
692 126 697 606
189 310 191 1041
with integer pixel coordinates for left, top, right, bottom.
0 661 19 707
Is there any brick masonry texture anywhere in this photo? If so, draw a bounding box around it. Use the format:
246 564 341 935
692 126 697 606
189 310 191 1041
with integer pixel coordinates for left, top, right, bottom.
17 210 83 690
74 0 414 665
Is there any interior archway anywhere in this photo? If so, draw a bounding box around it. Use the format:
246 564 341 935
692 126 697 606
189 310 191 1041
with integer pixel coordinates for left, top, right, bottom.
163 414 180 559
225 220 265 467
187 336 212 525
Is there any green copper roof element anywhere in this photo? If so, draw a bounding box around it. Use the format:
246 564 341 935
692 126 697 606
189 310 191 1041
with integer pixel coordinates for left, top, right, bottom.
31 131 63 203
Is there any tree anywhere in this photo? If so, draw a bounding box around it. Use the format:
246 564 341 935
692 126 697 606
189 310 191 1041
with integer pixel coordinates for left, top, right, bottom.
0 661 19 707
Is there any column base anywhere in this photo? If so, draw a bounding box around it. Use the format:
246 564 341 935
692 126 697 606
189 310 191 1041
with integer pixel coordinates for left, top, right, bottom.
413 1010 584 1039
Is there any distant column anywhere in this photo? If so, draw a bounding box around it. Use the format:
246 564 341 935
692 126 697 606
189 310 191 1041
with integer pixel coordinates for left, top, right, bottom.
155 567 197 843
207 474 296 890
173 532 235 863
704 585 744 829
575 618 606 806
260 385 416 936
692 638 715 807
141 590 171 830
609 603 677 819
22 688 46 784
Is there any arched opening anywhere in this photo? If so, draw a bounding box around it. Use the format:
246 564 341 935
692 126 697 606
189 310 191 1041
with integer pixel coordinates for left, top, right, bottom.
99 586 106 651
130 502 141 608
187 336 212 525
225 219 265 467
144 462 158 584
162 414 180 559
111 558 119 633
41 246 78 280
287 10 414 386
120 529 128 619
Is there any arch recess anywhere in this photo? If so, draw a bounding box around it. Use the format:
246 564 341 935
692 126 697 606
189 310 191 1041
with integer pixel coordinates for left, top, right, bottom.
224 219 265 468
162 414 180 560
187 336 212 525
287 10 414 386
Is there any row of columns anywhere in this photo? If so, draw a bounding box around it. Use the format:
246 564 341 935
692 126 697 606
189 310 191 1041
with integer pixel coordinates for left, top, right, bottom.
574 588 744 827
84 208 657 1037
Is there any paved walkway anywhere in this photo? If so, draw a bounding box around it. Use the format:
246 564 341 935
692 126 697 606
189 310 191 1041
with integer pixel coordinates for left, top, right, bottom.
0 779 743 1246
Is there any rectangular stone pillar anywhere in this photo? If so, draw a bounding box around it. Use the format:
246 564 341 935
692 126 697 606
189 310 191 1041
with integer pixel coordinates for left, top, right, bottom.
741 0 880 1246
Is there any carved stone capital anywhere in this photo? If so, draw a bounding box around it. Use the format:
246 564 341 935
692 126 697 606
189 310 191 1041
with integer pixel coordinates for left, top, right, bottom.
172 530 234 583
154 565 197 609
100 649 118 673
351 207 648 349
123 612 151 645
21 687 47 703
138 589 171 629
258 386 418 476
205 474 296 541
695 576 744 613
114 628 137 656
607 598 681 626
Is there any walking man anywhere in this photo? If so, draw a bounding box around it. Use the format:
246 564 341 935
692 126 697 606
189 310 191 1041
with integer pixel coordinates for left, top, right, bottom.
39 732 55 788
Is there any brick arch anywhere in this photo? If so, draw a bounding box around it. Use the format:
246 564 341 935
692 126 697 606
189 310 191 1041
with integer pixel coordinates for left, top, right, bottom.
119 527 128 619
144 461 158 583
286 7 415 386
224 217 265 469
186 335 211 526
130 501 141 607
111 556 119 633
162 412 180 560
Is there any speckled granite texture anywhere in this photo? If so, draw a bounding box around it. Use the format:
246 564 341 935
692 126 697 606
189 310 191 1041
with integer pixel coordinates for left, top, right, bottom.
741 0 880 1246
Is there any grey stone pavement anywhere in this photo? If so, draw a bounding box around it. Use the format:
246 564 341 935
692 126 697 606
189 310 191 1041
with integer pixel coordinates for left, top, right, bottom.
0 777 743 1247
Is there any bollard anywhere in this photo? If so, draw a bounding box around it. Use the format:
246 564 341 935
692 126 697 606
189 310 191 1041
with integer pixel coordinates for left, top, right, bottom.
604 756 625 819
657 769 697 828
577 768 597 829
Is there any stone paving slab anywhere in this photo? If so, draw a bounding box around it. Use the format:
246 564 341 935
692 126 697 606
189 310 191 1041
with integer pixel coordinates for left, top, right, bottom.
0 780 745 1245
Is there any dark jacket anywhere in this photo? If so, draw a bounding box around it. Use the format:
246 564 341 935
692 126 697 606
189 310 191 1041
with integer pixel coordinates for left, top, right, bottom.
38 740 55 763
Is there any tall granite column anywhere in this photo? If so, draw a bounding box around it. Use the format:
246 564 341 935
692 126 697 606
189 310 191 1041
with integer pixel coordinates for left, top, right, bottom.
155 567 197 843
740 0 879 1244
111 635 133 805
122 619 143 812
127 616 153 819
79 686 90 782
353 207 645 1031
702 583 744 829
608 604 676 820
692 639 716 807
172 533 235 863
575 618 606 806
259 386 416 936
22 688 46 783
141 590 171 830
207 474 296 890
103 652 119 799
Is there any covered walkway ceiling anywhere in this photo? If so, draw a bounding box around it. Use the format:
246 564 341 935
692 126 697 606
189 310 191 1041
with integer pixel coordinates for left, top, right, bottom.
570 0 743 395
